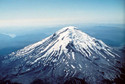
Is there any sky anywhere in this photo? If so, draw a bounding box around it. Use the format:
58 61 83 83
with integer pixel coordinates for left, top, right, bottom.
0 0 125 27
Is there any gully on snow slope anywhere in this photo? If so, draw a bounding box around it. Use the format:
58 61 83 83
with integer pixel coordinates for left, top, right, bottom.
0 26 123 84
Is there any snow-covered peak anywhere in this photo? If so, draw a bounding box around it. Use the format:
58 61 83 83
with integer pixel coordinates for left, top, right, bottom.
59 26 76 31
11 26 109 58
64 26 76 29
53 26 104 52
55 26 90 41
1 26 122 84
56 26 77 35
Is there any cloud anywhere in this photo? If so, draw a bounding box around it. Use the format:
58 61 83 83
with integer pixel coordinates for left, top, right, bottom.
2 33 16 38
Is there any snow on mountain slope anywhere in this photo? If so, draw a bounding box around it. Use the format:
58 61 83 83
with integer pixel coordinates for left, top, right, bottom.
0 26 122 84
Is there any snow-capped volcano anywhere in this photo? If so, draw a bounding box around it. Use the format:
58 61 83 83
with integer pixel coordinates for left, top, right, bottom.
0 26 122 84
